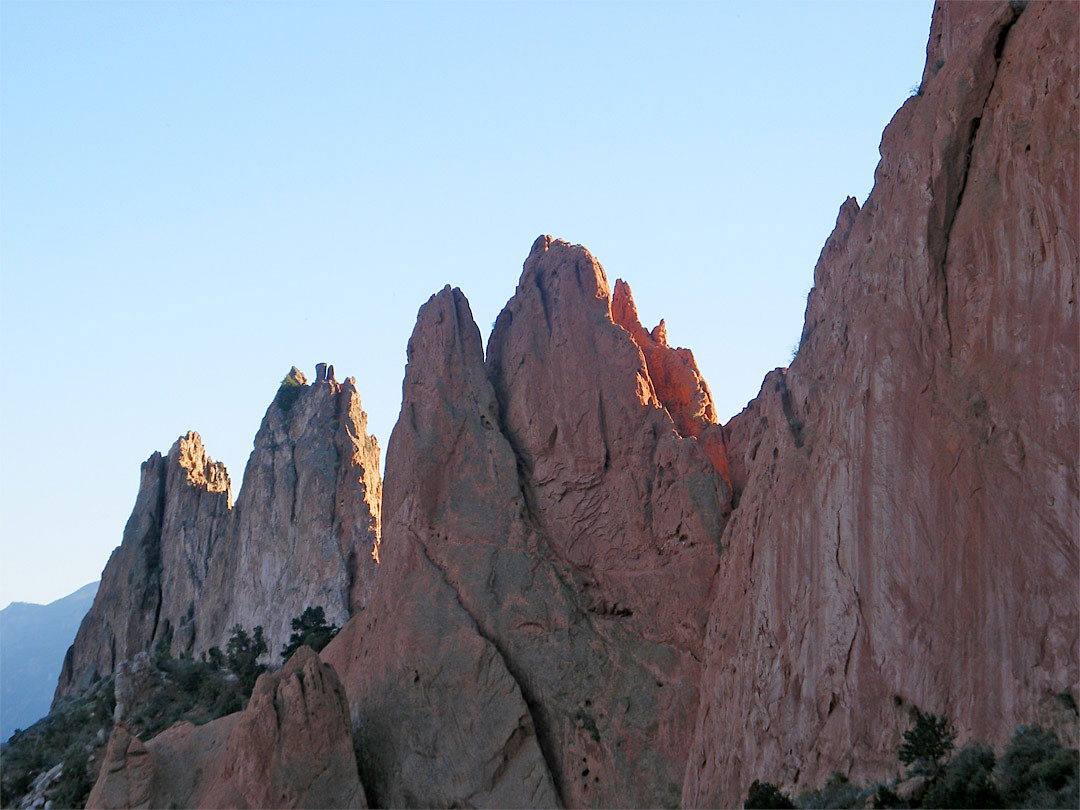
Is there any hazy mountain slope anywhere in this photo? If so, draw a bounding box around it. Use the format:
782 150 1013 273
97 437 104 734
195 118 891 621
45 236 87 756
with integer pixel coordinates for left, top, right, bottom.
1 582 98 741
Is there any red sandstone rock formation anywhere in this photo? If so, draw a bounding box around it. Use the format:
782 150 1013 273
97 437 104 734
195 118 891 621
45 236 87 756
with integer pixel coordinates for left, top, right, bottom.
684 1 1079 803
324 239 733 807
56 367 381 702
610 278 732 487
58 1 1078 806
87 647 365 809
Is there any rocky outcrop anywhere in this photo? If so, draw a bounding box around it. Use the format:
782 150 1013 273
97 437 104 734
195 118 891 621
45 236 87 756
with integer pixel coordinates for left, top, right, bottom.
56 432 232 700
56 367 381 702
87 647 365 809
610 278 732 488
57 1 1077 805
324 239 733 807
684 1 1079 804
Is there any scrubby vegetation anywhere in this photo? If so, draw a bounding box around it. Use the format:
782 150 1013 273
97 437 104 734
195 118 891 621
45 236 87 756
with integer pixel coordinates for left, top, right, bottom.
1 625 269 809
0 676 114 809
275 371 304 411
744 707 1079 809
280 606 339 660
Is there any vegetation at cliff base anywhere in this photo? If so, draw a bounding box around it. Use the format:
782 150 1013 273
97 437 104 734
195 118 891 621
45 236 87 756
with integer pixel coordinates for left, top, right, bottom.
280 606 340 660
0 676 114 809
1 624 269 810
744 706 1079 809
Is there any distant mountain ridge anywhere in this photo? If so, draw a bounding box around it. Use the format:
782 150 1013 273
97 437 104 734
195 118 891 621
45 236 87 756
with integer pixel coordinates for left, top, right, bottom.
1 582 98 741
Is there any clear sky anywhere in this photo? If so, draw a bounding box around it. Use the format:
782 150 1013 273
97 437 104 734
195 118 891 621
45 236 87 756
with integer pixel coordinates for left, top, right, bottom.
0 0 933 608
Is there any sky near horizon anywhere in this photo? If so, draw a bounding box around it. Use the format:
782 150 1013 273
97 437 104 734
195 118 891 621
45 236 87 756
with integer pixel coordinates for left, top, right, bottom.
0 0 933 609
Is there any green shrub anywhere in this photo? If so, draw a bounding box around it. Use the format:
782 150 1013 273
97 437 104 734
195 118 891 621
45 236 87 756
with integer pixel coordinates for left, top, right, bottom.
923 743 1002 808
50 742 91 809
0 676 114 809
995 726 1079 809
796 772 866 808
275 372 304 411
871 785 907 808
745 780 795 809
899 707 956 774
280 606 340 660
225 625 268 694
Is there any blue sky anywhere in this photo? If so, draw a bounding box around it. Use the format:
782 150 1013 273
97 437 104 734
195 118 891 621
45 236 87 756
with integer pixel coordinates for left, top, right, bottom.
0 0 933 608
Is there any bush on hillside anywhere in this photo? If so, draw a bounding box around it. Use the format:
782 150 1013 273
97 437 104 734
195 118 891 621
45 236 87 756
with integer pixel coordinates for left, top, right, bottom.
922 743 1001 808
280 606 340 660
796 771 867 808
899 707 956 774
995 726 1079 809
745 780 795 809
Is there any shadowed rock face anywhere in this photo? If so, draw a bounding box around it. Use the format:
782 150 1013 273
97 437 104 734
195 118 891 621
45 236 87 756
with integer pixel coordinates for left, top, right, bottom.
685 1 1079 804
87 647 366 809
323 242 733 808
56 369 381 703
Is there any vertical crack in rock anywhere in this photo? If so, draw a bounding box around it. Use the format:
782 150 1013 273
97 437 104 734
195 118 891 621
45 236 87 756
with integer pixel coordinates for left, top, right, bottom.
934 4 1023 355
409 529 566 807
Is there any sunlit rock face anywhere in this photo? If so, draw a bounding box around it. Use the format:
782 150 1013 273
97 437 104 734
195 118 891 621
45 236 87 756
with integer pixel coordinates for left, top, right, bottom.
56 368 381 703
323 239 733 808
87 647 366 810
685 1 1079 804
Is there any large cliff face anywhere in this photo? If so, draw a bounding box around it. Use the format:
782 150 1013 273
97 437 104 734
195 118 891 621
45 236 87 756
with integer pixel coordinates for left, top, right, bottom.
323 3 1075 806
323 240 733 808
56 366 381 702
61 0 1076 805
685 1 1078 803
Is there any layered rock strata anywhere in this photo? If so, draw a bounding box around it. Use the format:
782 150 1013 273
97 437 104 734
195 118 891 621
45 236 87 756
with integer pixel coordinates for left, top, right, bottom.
324 239 733 807
684 0 1079 803
56 367 381 701
87 647 366 809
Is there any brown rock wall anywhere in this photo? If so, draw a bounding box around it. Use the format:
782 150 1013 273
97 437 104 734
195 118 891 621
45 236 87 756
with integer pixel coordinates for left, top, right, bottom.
685 1 1079 803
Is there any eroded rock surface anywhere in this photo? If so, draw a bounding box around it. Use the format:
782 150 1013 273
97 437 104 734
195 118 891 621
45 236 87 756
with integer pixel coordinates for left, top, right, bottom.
685 1 1079 803
87 647 365 809
324 239 733 808
57 367 381 701
59 2 1077 806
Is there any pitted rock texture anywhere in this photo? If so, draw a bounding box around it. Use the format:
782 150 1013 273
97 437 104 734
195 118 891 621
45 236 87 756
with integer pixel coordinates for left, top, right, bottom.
87 647 366 809
56 367 381 702
685 1 1079 804
324 239 732 807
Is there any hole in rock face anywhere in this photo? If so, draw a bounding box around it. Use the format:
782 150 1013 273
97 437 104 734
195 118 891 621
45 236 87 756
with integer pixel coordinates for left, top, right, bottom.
582 768 590 777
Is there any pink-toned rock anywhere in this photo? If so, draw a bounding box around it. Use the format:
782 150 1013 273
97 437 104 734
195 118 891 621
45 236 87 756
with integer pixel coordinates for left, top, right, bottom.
325 239 733 807
685 1 1079 804
322 287 559 808
610 277 733 487
87 726 154 810
57 366 382 702
87 647 365 809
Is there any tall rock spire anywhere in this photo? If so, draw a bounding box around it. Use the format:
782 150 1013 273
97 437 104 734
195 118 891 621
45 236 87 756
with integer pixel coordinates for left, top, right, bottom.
55 366 381 702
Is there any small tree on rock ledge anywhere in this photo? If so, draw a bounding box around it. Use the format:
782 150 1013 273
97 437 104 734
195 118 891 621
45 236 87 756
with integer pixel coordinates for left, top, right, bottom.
280 606 340 660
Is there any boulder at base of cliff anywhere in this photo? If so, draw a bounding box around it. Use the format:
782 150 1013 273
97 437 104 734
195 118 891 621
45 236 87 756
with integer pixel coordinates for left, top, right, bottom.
86 647 365 809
